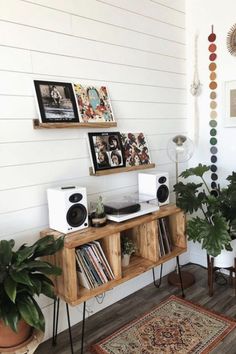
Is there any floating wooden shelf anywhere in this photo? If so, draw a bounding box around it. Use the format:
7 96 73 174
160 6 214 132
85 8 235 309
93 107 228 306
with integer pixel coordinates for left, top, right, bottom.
89 163 155 176
33 119 117 129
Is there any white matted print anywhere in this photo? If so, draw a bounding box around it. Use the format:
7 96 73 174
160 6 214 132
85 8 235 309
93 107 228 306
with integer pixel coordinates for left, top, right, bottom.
88 132 125 173
34 80 79 123
121 133 151 167
225 80 236 127
74 84 115 123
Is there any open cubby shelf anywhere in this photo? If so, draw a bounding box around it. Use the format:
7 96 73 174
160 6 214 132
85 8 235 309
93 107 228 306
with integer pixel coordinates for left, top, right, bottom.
40 204 186 306
89 163 156 176
33 119 117 129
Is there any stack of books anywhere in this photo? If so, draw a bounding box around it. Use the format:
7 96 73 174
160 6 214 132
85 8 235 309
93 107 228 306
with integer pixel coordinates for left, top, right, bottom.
158 217 173 257
75 241 115 289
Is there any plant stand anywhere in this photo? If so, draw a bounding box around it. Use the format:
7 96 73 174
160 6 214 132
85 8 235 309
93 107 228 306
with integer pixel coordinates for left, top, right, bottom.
207 255 236 296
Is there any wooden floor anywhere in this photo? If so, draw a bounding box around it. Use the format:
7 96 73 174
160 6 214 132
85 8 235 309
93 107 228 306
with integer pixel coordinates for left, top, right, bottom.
35 264 236 354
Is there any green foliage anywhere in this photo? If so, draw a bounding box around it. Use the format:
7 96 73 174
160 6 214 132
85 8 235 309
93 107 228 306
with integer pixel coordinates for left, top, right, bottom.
95 196 105 217
121 236 136 255
0 235 64 333
174 163 236 257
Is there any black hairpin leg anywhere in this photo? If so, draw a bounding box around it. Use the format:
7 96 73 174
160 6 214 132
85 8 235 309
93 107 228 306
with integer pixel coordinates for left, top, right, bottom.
80 302 86 354
176 256 185 298
152 264 163 288
66 303 74 354
52 297 60 346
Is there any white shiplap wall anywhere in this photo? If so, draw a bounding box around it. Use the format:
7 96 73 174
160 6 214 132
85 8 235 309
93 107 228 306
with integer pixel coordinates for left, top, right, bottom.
0 0 186 340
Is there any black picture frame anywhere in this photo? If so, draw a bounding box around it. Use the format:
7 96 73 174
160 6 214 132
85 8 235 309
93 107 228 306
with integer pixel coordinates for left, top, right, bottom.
34 80 79 123
88 132 125 172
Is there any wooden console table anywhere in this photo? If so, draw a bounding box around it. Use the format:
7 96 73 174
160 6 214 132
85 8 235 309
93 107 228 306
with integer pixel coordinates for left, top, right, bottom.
40 204 187 353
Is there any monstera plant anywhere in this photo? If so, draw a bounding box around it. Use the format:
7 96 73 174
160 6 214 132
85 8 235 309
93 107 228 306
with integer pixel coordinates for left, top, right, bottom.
0 235 64 348
174 164 236 257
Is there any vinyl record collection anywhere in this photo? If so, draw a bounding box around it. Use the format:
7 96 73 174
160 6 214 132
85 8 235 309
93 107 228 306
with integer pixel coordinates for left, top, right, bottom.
157 217 173 257
75 241 115 289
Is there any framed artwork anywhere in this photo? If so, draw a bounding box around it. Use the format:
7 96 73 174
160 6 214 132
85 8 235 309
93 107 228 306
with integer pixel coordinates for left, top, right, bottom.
88 132 124 172
34 80 79 123
121 133 151 167
74 84 115 123
225 81 236 127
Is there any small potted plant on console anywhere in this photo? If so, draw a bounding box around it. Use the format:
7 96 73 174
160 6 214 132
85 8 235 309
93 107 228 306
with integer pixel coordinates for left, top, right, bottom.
90 196 107 227
121 236 136 267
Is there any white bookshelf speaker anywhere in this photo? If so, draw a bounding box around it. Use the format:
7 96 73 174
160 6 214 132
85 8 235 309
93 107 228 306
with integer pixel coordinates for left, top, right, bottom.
47 186 88 233
138 172 170 206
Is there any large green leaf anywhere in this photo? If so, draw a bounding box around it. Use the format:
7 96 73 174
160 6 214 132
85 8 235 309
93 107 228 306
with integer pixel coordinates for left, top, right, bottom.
10 270 33 286
1 306 20 333
4 276 17 303
17 295 45 332
0 240 13 266
17 260 55 271
180 164 210 179
187 214 232 257
32 236 64 258
15 244 37 265
31 273 54 286
40 281 55 299
34 263 62 276
174 182 204 214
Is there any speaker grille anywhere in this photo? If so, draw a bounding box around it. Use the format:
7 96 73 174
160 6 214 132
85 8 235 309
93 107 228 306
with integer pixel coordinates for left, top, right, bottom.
156 185 169 203
66 204 87 227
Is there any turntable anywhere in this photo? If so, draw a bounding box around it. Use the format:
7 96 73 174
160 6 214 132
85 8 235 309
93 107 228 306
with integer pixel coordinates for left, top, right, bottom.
104 195 159 222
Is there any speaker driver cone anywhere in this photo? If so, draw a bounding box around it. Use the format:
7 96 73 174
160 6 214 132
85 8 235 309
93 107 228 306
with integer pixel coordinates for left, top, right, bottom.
157 185 169 204
67 204 87 227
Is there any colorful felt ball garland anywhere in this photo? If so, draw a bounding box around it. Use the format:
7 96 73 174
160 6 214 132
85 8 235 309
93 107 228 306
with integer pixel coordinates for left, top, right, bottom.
208 25 218 193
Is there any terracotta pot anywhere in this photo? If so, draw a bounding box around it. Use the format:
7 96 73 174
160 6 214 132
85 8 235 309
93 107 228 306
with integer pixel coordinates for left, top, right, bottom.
0 319 32 349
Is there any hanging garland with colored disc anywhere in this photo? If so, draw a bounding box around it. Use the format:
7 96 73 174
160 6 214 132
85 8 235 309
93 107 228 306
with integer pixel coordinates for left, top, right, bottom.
208 25 218 193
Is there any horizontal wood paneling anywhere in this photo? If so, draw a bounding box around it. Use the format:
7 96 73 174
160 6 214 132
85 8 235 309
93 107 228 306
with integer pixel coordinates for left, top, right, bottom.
0 46 32 71
31 52 186 87
0 0 71 33
0 0 186 341
0 71 186 103
71 16 185 59
0 159 89 191
95 0 185 27
0 22 186 73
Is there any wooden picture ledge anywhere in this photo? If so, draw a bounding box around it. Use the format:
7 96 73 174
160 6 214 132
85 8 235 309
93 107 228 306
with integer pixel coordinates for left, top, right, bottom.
89 163 156 176
33 119 117 129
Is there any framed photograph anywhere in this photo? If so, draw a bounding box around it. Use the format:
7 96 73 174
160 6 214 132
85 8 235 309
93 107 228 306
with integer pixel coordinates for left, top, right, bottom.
74 84 115 123
225 80 236 127
34 80 79 123
88 132 125 172
121 132 151 167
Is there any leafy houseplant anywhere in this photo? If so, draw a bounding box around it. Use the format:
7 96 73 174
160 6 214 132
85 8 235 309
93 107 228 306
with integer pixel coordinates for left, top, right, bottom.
121 236 136 267
90 196 107 227
174 164 236 257
0 235 64 346
121 236 136 255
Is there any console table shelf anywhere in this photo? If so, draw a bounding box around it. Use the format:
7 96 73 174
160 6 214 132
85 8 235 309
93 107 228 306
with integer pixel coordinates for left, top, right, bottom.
40 204 186 306
33 119 117 129
89 163 156 176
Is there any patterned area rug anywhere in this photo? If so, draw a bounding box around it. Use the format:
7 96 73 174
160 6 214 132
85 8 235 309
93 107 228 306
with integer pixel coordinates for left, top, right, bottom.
91 295 236 354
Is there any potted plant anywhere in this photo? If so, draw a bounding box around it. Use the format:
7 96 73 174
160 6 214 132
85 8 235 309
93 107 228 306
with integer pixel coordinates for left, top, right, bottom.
121 236 136 267
0 235 64 350
90 196 107 227
174 164 236 265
